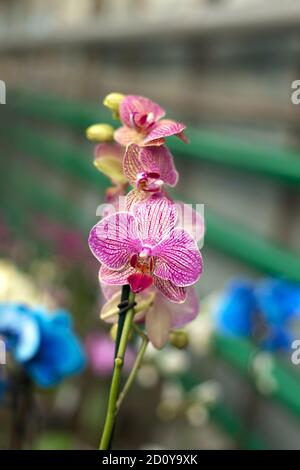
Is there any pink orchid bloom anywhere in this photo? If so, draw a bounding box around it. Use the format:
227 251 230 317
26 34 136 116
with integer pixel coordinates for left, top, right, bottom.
85 332 135 376
123 143 178 208
124 143 178 191
89 197 202 302
100 283 199 349
114 95 188 147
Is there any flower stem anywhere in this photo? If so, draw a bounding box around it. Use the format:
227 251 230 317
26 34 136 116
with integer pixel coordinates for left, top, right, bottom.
9 370 34 449
116 333 148 412
99 286 135 450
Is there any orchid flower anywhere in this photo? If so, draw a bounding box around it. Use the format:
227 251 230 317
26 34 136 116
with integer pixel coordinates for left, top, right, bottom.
216 279 300 351
89 196 202 301
0 303 85 387
114 95 187 147
123 142 178 208
100 283 199 349
124 143 178 193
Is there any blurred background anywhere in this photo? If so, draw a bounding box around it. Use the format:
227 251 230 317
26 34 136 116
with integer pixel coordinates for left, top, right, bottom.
0 0 300 450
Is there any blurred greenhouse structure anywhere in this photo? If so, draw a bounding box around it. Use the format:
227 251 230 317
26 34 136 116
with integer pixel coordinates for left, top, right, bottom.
0 0 300 450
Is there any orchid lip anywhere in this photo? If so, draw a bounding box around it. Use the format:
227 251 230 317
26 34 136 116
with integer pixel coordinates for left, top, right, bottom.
128 272 153 293
129 247 155 276
143 180 164 193
136 171 162 192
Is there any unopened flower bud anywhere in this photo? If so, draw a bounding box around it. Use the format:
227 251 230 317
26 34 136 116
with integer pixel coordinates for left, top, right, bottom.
86 123 114 142
103 92 125 119
169 330 189 349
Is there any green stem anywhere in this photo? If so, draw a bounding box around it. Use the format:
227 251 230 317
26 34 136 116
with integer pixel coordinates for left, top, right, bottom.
116 334 148 413
114 285 131 357
99 288 135 450
9 370 34 449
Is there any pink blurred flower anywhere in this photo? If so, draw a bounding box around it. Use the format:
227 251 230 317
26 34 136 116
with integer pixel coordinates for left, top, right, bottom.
85 332 135 376
35 215 88 262
114 95 187 147
100 284 199 349
89 196 202 302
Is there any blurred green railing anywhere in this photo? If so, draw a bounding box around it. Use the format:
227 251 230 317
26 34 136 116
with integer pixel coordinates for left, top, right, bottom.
7 90 300 185
214 334 300 417
1 89 300 448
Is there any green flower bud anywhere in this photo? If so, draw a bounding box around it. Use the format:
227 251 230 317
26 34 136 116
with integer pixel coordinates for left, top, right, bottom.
169 330 189 349
103 92 125 119
86 123 114 142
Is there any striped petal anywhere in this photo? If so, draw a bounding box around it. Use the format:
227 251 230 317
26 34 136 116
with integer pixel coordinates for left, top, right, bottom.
140 145 178 187
143 119 186 145
120 95 165 128
133 196 177 245
125 188 149 212
153 228 202 287
123 144 178 188
99 263 135 285
123 143 143 185
89 213 141 269
153 277 186 303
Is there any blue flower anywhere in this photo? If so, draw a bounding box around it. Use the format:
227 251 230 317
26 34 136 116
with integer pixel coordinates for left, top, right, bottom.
262 327 292 351
215 280 256 337
0 304 40 362
0 303 86 387
215 278 300 352
255 279 300 326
